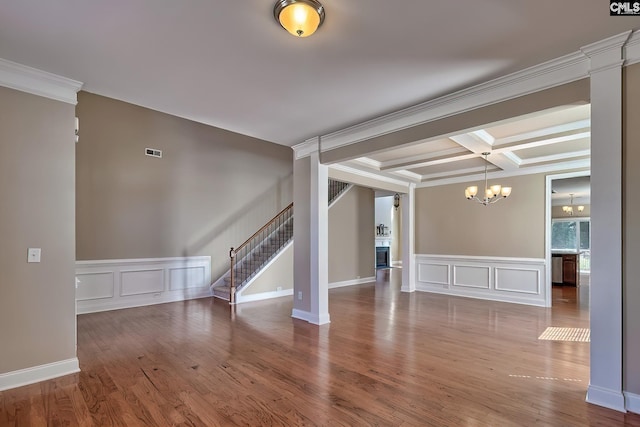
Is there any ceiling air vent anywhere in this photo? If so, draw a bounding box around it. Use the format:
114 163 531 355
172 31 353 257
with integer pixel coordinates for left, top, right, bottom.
145 148 162 158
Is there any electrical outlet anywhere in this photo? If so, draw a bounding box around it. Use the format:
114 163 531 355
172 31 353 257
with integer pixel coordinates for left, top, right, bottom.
277 286 283 292
297 291 303 300
27 248 41 263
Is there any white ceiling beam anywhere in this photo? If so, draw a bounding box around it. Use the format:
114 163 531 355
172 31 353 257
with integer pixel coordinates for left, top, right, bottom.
418 165 491 181
380 152 477 173
493 131 590 153
449 133 493 154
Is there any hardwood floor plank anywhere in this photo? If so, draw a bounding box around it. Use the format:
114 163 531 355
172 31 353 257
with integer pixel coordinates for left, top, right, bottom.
2 272 640 426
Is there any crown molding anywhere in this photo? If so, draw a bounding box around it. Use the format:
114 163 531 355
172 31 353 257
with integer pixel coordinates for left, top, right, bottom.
0 58 83 104
581 31 632 74
624 29 640 66
292 137 319 159
319 51 590 153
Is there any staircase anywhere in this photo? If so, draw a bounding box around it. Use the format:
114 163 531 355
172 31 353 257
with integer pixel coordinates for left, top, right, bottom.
212 179 351 303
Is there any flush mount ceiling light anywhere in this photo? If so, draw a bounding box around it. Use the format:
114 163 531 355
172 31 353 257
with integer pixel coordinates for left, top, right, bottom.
273 0 325 38
465 152 512 206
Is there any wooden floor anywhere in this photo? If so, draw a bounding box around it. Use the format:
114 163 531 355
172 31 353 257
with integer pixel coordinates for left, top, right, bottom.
2 269 640 426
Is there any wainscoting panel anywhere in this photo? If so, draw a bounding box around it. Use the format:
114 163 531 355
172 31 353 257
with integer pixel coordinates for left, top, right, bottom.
453 265 490 289
417 263 449 285
76 257 211 314
415 254 547 307
75 271 114 301
120 269 164 296
495 267 540 294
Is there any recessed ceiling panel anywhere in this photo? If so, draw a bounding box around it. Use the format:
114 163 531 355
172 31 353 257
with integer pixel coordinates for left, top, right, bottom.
486 104 591 140
515 137 590 160
409 157 491 177
369 138 462 163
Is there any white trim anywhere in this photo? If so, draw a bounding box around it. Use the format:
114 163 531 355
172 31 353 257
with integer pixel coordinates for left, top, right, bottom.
236 288 293 303
318 51 590 153
292 137 319 159
415 254 547 307
0 358 80 392
581 31 632 74
401 185 416 292
291 308 331 325
329 276 376 289
0 58 82 104
625 391 640 414
76 257 212 314
625 30 640 66
586 385 626 412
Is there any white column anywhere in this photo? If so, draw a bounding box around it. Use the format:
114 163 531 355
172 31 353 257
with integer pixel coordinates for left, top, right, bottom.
401 184 415 292
291 138 330 325
309 149 330 325
581 31 630 412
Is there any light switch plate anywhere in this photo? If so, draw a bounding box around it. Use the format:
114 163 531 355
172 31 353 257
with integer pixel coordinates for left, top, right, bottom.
27 248 41 263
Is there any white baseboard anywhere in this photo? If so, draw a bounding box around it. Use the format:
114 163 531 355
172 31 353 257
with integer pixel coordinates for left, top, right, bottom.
291 309 331 325
0 358 79 392
236 288 293 304
586 384 626 412
391 260 403 267
625 391 640 414
329 276 376 289
76 257 212 314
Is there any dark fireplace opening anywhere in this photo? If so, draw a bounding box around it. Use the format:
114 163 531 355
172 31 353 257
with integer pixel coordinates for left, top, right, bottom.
376 246 390 268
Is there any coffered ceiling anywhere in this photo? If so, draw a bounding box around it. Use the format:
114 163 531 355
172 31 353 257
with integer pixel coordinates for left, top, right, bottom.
340 104 591 187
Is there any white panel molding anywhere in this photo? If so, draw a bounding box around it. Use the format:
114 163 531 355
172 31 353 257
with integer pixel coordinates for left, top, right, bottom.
0 358 80 392
0 58 83 104
120 269 164 296
76 257 212 314
494 267 541 294
625 391 640 415
329 276 376 289
415 254 546 307
586 385 626 412
452 265 490 289
417 263 449 285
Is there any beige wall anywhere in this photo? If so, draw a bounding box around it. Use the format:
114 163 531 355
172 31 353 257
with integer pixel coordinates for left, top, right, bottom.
328 185 375 283
415 173 546 258
623 63 640 394
76 92 293 280
0 87 76 373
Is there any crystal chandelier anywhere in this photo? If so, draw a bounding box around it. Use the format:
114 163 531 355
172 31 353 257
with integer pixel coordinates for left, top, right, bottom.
465 152 512 205
562 194 584 216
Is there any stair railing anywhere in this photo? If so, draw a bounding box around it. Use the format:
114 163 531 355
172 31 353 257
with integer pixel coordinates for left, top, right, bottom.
329 179 350 205
228 202 293 303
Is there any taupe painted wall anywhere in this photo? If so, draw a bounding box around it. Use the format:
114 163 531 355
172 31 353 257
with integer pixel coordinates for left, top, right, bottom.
415 173 546 258
0 87 76 373
76 92 292 281
328 186 375 283
623 63 640 394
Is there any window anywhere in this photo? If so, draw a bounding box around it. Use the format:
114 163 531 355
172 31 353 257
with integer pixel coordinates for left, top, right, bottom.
552 219 590 272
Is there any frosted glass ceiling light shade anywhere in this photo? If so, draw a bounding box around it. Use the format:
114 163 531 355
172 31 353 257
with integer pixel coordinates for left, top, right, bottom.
464 152 512 206
274 0 325 37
